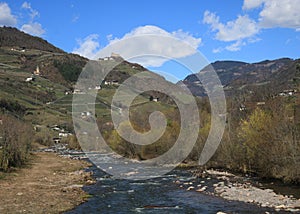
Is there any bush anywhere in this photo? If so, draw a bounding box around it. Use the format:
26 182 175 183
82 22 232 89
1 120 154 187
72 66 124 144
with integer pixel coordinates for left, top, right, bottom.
54 60 82 82
0 115 33 171
33 126 54 147
64 135 81 150
0 99 26 116
238 107 300 182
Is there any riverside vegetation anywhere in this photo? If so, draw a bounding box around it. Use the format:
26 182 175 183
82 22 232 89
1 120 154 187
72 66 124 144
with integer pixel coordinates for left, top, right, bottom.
0 26 299 186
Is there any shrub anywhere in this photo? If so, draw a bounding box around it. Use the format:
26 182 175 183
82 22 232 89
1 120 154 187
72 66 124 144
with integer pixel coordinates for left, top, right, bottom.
0 115 33 171
64 135 82 150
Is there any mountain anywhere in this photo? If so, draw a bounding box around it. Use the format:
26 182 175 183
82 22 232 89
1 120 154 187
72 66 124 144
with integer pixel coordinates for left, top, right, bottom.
0 27 176 134
0 26 186 162
0 26 64 53
179 58 298 97
0 27 88 86
0 27 167 91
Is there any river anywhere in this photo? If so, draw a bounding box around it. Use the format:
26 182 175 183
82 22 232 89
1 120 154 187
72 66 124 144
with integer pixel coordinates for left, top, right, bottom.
63 153 293 213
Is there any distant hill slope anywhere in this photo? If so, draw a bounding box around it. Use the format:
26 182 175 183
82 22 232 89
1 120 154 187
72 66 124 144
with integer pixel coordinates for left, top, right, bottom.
0 30 181 160
0 26 176 126
0 26 88 86
0 27 166 89
0 27 64 53
179 58 298 96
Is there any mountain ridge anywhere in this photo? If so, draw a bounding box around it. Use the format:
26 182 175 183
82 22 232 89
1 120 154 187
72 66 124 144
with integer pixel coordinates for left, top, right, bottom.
179 57 298 97
1 26 299 99
0 26 64 53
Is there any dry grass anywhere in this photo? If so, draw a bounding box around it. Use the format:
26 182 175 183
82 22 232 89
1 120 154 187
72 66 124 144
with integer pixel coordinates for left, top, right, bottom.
0 152 93 214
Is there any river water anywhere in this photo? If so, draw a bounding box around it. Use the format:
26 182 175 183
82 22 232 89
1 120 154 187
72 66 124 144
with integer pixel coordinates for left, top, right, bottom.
64 154 291 214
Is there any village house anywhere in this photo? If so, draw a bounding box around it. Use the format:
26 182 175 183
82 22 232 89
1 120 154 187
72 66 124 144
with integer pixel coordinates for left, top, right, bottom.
95 85 101 90
104 80 119 86
11 47 26 52
53 137 61 144
73 89 85 94
33 65 40 76
81 111 92 119
99 53 122 61
59 132 72 138
65 90 72 95
50 125 65 132
279 89 297 97
25 76 35 82
149 96 159 102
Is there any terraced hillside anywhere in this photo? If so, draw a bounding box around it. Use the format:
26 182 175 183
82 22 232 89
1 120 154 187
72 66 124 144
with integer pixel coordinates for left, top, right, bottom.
0 27 180 156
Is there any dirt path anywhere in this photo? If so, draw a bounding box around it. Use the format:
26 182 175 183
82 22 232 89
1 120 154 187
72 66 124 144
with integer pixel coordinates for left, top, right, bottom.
0 152 94 214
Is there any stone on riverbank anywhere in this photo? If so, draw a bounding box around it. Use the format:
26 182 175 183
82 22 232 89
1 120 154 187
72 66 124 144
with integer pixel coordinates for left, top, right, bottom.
213 178 300 212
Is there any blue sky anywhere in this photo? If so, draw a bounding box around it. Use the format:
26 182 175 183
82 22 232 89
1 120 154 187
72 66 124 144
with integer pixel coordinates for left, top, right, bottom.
1 0 300 79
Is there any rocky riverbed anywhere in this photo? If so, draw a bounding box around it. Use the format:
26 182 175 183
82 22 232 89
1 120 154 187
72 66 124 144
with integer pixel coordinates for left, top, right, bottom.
36 144 300 213
174 169 300 213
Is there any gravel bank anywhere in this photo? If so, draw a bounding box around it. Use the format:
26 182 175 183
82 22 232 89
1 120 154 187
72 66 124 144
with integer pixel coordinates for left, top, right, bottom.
175 169 300 213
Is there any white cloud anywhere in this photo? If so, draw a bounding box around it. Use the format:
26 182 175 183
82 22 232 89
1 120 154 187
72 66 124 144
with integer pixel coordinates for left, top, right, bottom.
0 2 17 26
22 1 39 19
73 34 100 59
109 25 201 49
72 15 79 23
73 25 202 67
243 0 300 30
225 40 246 52
171 29 202 49
212 47 223 53
259 0 300 29
106 34 113 42
205 0 300 52
203 11 259 42
203 11 260 52
21 22 45 36
95 25 202 67
242 0 264 10
21 2 31 9
20 2 45 36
